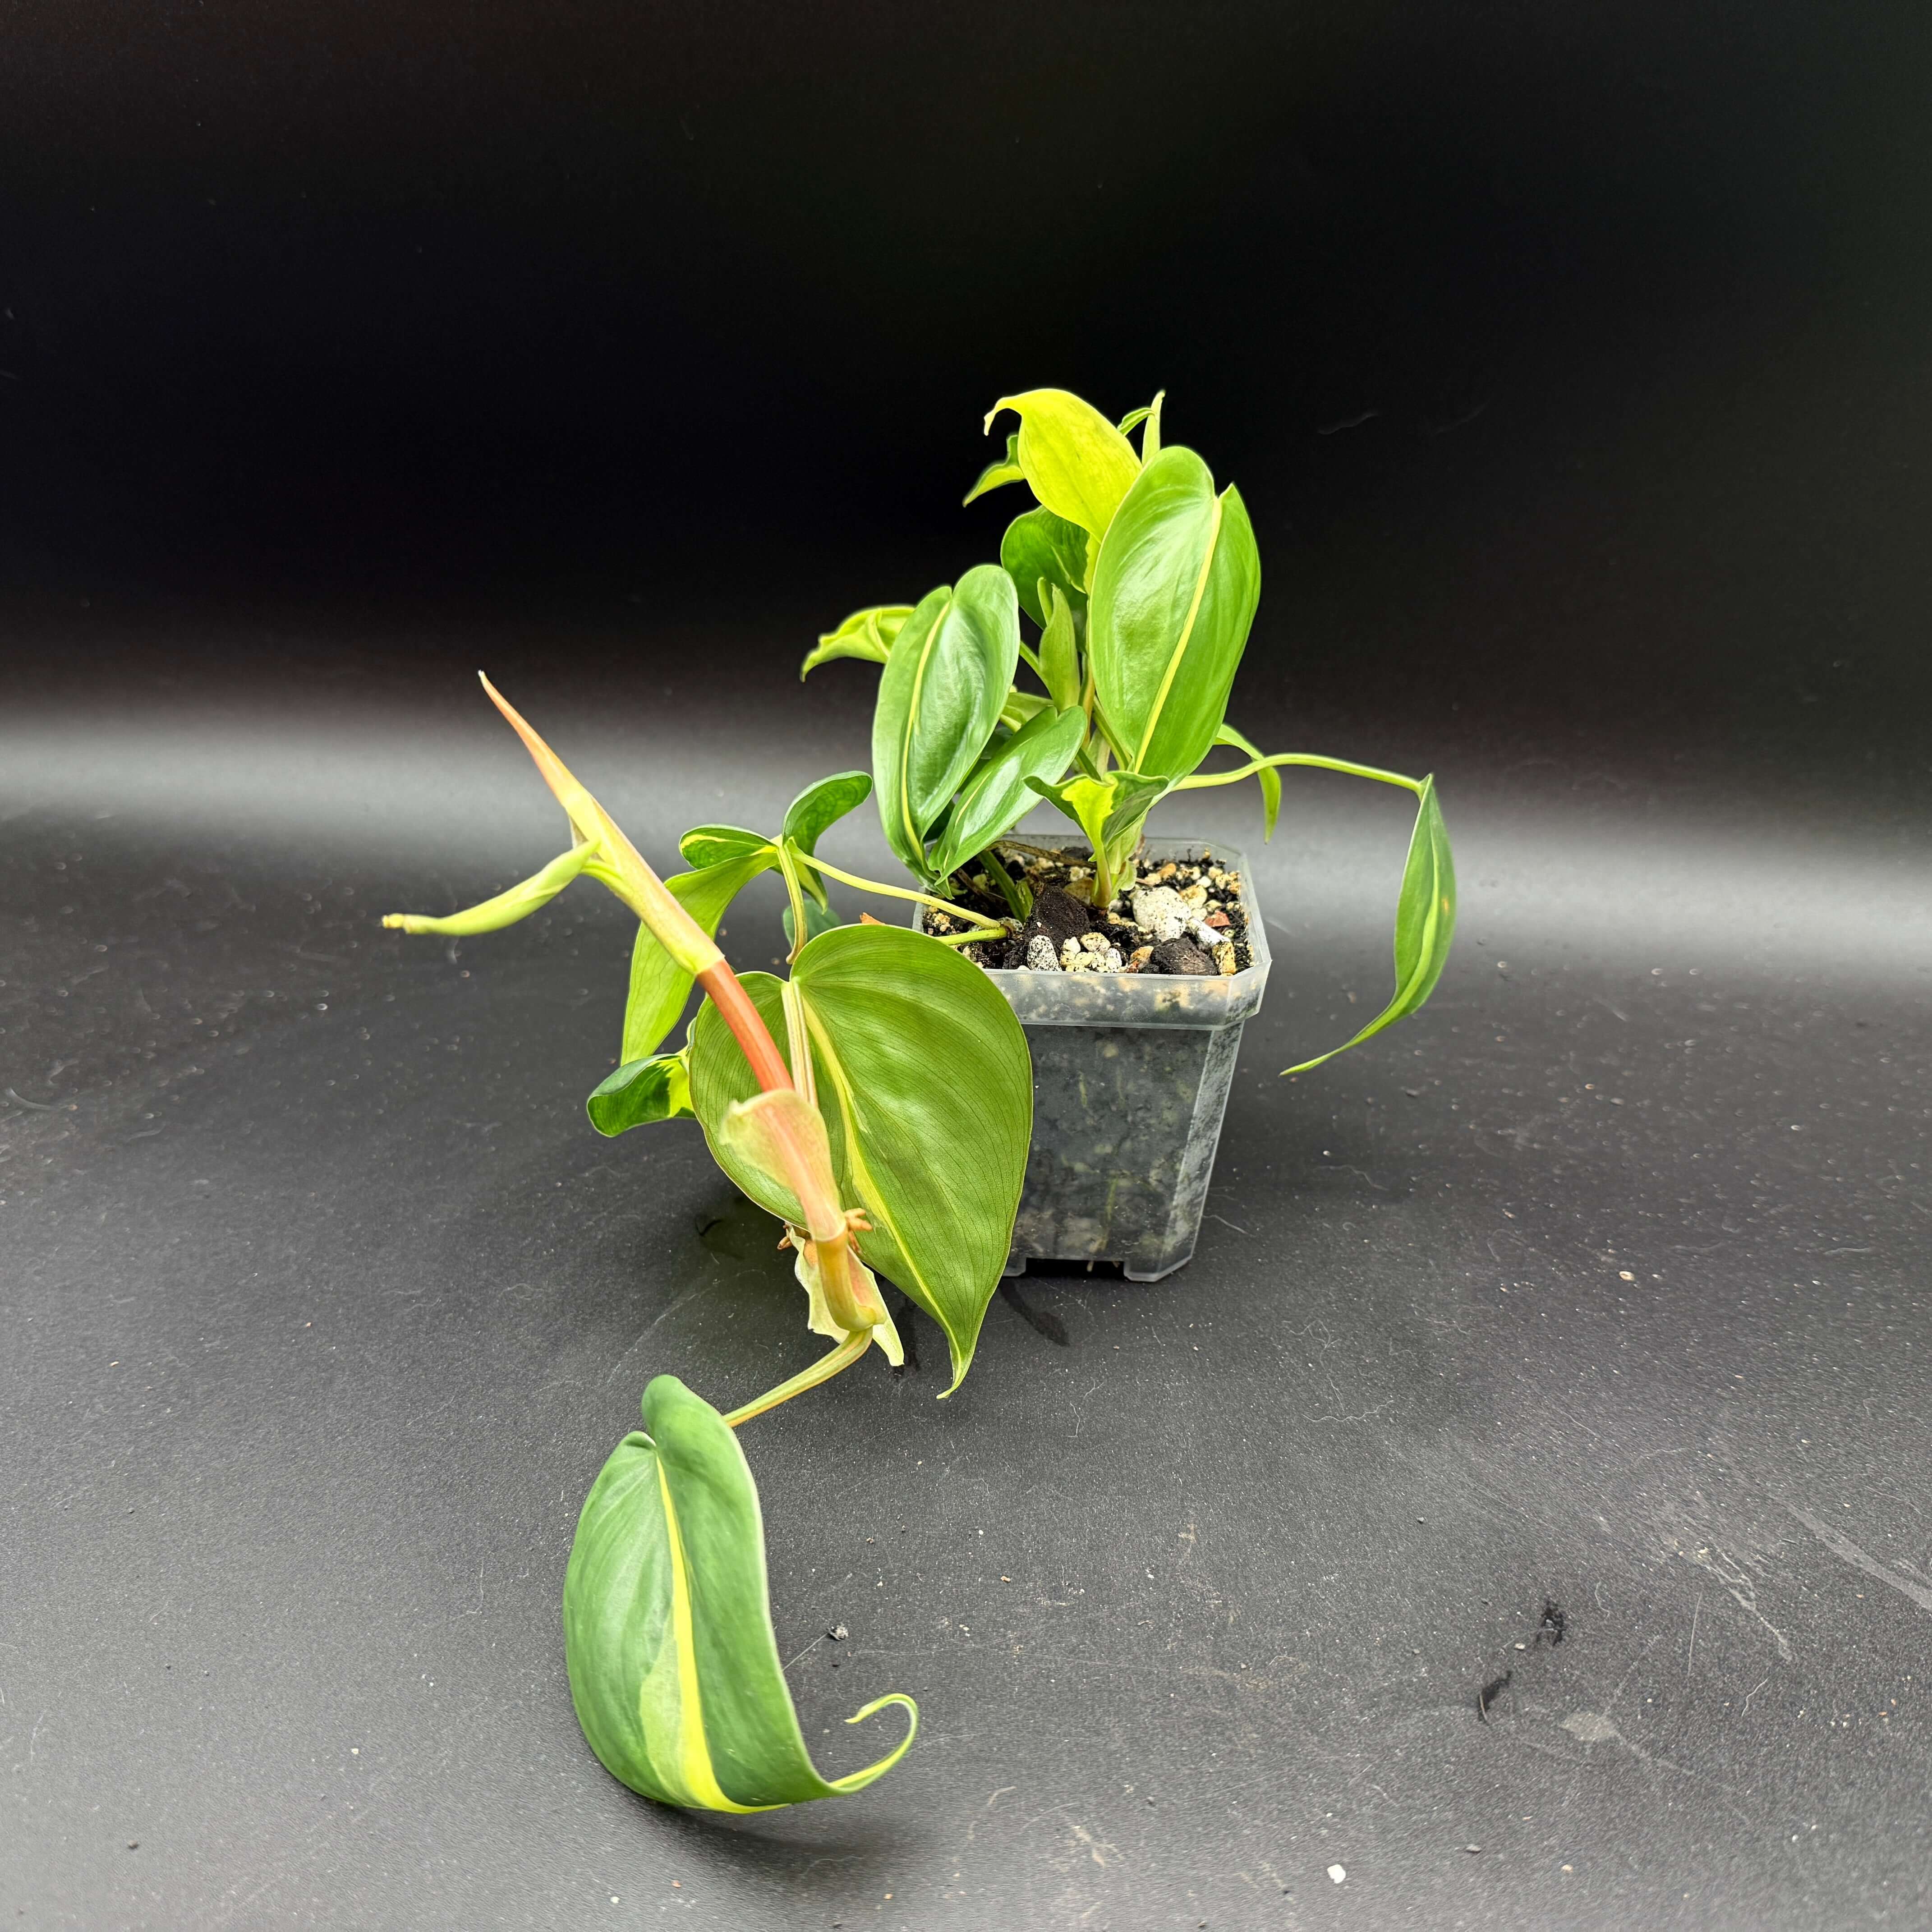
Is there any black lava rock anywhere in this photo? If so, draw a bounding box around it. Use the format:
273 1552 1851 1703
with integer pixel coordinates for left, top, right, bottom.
1005 884 1093 968
1149 937 1216 975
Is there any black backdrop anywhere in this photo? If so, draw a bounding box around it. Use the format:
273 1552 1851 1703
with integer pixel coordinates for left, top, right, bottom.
4 0 1930 746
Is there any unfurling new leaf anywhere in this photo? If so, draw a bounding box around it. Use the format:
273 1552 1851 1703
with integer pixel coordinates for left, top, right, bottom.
564 1375 918 1811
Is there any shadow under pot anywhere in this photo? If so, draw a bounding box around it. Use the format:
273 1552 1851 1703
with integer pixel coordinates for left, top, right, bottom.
923 837 1271 1282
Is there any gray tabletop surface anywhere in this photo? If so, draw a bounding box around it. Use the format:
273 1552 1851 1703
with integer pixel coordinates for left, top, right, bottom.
3 635 1927 1931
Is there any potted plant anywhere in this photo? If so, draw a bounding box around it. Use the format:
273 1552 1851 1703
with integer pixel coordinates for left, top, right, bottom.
378 386 1456 1814
801 387 1455 1278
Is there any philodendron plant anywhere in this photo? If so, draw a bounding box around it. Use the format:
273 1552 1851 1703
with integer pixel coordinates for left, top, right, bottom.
386 679 1032 1808
807 387 1455 1068
380 386 1459 1817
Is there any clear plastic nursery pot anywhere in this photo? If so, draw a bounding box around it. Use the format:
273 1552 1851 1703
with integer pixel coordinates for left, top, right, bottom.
926 837 1270 1283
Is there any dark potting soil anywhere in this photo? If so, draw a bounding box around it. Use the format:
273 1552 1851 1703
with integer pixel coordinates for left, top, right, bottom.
919 846 1254 977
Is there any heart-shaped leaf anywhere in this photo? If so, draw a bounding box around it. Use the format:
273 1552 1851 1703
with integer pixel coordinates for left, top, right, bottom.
1088 446 1261 781
680 826 773 870
588 1052 693 1135
564 1374 918 1811
1284 776 1457 1072
1001 506 1094 624
927 704 1086 881
622 851 775 1063
984 389 1141 541
688 927 1031 1392
782 771 873 860
871 569 1019 883
800 605 914 680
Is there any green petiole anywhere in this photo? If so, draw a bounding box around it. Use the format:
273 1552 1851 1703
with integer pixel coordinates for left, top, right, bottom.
1173 751 1425 795
789 850 1008 936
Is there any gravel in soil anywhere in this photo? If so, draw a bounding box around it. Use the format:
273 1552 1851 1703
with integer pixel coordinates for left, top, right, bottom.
919 845 1253 976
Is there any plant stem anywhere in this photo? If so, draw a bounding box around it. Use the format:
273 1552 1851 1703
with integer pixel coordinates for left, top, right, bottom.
1174 751 1424 795
790 851 1007 935
695 961 793 1093
722 1330 872 1427
980 846 1032 920
775 840 813 965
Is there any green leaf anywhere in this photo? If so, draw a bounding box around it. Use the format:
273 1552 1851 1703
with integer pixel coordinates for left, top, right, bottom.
871 569 1019 882
1026 769 1168 860
928 704 1086 880
800 605 914 680
1215 722 1281 841
622 852 775 1063
1037 583 1082 712
1117 389 1164 461
564 1374 918 1811
782 896 843 950
1283 776 1457 1074
1001 506 1094 625
984 389 1141 540
781 771 872 858
998 688 1053 731
587 1053 693 1135
1088 446 1262 781
689 927 1032 1392
680 826 773 870
963 432 1025 506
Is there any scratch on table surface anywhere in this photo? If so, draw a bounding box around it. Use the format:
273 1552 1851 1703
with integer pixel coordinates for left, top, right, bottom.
1787 1504 1932 1613
1668 1532 1793 1661
607 1281 712 1378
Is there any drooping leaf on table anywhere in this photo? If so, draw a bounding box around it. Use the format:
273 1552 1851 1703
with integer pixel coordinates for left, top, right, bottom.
688 926 1031 1393
1087 446 1261 783
564 1375 917 1812
621 851 775 1063
1283 776 1457 1073
871 569 1019 882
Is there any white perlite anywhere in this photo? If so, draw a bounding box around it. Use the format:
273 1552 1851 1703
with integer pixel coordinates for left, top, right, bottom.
1131 885 1191 942
1058 936 1123 973
1024 934 1058 971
